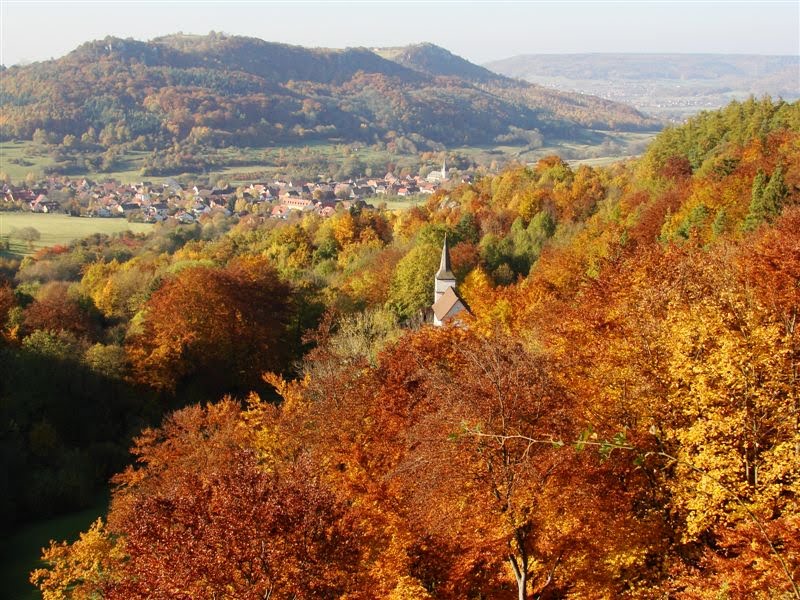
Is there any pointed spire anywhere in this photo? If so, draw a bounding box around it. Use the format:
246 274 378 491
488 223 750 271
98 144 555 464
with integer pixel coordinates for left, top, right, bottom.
436 234 455 280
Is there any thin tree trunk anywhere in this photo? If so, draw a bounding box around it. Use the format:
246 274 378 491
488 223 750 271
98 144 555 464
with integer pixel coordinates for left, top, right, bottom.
509 554 528 600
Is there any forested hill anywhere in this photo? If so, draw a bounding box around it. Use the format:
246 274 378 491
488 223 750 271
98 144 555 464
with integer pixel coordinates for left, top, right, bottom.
0 33 657 150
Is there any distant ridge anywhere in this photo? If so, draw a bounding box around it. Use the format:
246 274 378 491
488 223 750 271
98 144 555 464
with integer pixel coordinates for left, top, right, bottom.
485 53 800 119
70 34 423 85
485 53 799 83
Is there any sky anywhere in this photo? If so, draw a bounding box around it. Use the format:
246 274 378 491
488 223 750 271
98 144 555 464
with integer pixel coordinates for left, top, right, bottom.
1 1 799 67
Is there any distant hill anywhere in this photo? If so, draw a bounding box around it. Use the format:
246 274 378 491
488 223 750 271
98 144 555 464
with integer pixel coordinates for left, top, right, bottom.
0 34 658 153
374 42 499 82
485 54 800 120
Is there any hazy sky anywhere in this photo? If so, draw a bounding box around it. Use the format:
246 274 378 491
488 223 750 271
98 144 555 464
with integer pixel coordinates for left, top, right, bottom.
1 1 799 67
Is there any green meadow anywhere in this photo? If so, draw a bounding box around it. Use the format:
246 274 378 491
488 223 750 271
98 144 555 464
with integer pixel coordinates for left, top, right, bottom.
0 213 153 256
1 132 657 187
0 142 57 182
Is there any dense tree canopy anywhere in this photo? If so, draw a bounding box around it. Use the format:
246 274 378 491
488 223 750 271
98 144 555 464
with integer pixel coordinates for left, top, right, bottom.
12 97 800 597
127 256 293 395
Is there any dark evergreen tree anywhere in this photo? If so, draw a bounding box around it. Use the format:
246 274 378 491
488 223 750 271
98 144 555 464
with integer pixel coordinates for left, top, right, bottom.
743 167 786 231
742 169 769 231
711 208 729 237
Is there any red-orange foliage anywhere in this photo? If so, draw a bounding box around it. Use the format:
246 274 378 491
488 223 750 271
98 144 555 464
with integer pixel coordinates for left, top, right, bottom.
0 282 14 329
30 102 800 599
658 155 693 181
103 400 362 600
21 282 98 339
740 207 800 332
395 330 665 598
626 187 683 247
527 230 800 597
270 323 669 599
448 240 480 279
126 257 292 393
31 245 70 261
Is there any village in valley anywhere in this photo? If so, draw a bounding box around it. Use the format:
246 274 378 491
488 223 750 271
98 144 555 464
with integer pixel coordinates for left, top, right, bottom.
1 160 461 225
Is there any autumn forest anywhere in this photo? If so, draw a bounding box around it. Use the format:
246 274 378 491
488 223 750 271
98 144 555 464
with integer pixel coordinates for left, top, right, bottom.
0 94 798 598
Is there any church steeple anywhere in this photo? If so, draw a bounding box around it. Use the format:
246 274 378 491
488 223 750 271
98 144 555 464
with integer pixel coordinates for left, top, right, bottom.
431 234 469 326
434 234 456 304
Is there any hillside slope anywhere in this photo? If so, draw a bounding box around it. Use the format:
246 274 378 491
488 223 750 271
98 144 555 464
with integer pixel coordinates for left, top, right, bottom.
0 34 658 151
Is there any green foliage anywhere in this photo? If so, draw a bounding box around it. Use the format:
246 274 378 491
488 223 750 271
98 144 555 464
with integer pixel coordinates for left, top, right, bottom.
675 204 709 240
453 212 480 245
743 166 788 231
0 335 156 531
317 307 400 368
480 211 555 279
21 330 81 361
711 208 729 238
763 165 788 214
387 243 440 318
527 209 557 244
84 343 126 379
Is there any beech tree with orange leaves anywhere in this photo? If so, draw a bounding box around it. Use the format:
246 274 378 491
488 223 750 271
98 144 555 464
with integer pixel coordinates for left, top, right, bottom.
33 400 363 600
392 329 664 599
126 256 293 395
21 281 99 340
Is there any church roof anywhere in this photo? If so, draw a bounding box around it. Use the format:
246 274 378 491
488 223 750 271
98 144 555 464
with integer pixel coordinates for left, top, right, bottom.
432 286 467 322
435 235 455 280
432 287 459 321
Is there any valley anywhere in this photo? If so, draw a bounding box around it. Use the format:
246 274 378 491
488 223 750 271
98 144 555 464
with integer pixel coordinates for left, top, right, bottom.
486 53 800 120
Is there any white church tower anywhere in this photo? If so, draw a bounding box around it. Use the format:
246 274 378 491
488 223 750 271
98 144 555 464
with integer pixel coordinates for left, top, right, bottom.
434 234 456 304
431 235 468 326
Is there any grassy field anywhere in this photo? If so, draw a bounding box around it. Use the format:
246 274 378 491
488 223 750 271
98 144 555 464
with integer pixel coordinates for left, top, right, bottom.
89 150 152 182
0 142 57 182
0 213 153 257
0 497 109 600
1 132 657 188
376 196 428 212
453 130 657 167
569 155 638 168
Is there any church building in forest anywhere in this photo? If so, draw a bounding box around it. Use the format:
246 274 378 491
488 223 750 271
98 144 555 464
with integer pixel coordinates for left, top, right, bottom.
431 235 469 326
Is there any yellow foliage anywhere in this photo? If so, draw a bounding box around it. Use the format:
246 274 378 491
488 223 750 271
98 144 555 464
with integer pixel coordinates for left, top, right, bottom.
246 373 311 465
387 576 433 600
30 518 124 600
81 257 160 320
661 275 799 543
332 211 357 248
